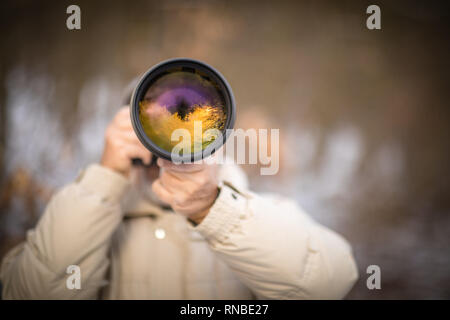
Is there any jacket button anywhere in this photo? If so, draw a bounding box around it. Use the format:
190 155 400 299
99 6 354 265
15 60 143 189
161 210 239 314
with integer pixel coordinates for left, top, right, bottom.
154 228 166 240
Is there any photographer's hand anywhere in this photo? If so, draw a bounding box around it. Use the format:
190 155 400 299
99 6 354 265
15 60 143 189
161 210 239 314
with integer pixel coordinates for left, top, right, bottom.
101 106 152 176
152 158 219 224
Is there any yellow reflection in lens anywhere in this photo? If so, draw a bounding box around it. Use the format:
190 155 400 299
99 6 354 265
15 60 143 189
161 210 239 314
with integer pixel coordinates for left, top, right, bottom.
139 100 226 154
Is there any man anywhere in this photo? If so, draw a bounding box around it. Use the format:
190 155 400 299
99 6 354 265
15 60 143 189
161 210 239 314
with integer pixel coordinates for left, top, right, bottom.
0 106 358 299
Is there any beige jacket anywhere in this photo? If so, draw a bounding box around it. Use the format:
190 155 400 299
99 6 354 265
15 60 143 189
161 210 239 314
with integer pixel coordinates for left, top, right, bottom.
0 163 358 299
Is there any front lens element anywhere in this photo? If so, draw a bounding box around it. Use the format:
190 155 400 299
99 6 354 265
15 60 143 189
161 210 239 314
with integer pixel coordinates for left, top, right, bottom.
138 68 227 155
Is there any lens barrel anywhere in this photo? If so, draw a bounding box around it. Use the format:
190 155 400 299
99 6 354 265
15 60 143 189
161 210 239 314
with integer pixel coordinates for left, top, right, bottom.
130 58 235 162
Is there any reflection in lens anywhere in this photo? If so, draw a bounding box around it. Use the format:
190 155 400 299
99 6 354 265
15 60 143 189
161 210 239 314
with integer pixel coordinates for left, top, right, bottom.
139 70 227 155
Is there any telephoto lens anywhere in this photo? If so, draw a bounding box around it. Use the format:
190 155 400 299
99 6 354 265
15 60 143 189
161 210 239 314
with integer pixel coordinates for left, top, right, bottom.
130 58 235 163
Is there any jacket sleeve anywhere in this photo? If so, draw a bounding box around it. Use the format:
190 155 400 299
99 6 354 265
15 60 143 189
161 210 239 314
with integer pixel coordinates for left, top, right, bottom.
0 164 129 299
195 168 359 299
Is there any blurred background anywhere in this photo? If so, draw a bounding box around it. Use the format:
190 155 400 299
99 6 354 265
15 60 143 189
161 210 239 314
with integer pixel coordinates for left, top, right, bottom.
1 0 449 299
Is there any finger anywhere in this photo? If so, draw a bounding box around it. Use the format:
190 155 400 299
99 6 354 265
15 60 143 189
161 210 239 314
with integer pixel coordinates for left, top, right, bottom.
152 179 173 205
159 169 183 192
157 158 204 173
116 129 144 145
117 106 130 118
115 116 134 130
110 124 146 146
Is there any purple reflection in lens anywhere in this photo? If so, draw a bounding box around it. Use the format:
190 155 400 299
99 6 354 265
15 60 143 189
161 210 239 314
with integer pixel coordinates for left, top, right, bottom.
158 86 209 110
